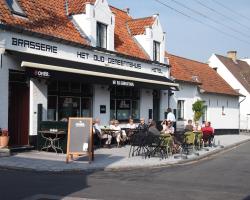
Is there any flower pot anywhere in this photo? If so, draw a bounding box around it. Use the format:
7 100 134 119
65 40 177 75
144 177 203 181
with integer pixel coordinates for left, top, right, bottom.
0 136 9 148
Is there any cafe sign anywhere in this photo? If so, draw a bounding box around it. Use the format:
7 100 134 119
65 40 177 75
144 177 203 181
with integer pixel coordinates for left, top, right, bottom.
112 80 134 87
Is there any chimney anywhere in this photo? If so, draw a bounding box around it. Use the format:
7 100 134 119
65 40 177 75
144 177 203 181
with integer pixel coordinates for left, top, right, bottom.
123 8 130 14
227 51 237 62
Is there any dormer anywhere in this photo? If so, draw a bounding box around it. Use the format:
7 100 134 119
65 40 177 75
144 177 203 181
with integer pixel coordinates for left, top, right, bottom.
127 14 166 63
69 0 115 51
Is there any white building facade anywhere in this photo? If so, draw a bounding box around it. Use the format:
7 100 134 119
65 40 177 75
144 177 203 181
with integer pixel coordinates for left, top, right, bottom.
168 54 240 134
0 0 178 147
208 52 250 131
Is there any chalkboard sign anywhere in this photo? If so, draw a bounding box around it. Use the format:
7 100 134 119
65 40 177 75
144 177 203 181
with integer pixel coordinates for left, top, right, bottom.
66 118 94 163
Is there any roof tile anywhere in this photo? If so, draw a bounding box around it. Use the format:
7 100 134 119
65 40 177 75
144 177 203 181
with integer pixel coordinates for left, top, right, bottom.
167 53 239 96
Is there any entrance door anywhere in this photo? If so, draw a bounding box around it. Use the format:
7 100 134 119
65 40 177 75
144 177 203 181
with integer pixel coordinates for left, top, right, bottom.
8 71 29 146
153 90 160 121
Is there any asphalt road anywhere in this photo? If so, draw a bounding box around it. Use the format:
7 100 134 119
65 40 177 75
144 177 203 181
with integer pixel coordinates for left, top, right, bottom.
1 141 250 200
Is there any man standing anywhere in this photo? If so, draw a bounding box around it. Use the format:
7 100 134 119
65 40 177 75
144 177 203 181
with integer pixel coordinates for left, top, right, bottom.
166 108 176 131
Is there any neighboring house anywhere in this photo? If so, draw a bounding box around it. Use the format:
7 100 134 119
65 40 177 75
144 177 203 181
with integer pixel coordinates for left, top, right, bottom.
208 51 250 131
0 0 178 148
167 53 240 134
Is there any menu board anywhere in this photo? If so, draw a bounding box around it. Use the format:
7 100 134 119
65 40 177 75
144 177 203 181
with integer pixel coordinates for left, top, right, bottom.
66 118 93 163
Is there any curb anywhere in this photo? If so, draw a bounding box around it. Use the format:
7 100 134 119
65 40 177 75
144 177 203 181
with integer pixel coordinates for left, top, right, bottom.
1 138 250 173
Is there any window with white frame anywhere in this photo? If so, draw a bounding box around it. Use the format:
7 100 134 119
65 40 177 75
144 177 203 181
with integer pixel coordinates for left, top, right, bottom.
96 22 107 49
153 41 160 62
202 105 207 122
177 100 184 120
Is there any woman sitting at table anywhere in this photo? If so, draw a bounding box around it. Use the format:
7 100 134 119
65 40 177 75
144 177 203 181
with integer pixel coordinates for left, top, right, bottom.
93 118 112 147
111 120 127 147
184 119 194 132
201 121 214 147
162 120 175 135
126 118 137 138
193 122 201 132
162 120 181 153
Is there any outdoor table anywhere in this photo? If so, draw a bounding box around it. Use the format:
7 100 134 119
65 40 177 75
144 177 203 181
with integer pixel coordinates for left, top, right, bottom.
101 128 118 136
38 130 66 154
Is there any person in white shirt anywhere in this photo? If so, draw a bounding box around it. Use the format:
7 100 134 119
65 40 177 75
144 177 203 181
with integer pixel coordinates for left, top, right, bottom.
127 118 137 129
93 118 112 147
111 120 127 147
166 108 176 130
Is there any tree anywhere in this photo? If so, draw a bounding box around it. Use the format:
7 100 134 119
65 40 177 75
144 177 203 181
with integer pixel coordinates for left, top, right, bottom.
192 100 205 122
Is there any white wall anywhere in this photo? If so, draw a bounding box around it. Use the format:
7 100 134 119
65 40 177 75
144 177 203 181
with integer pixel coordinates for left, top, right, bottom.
93 84 110 125
134 15 166 63
29 79 48 136
172 82 239 130
0 53 9 129
72 0 115 51
140 88 153 120
201 93 239 129
171 83 199 130
208 54 250 130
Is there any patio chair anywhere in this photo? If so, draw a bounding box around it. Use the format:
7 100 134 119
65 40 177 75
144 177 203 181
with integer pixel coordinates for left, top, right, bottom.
194 131 203 150
182 131 196 155
129 131 147 157
160 134 173 158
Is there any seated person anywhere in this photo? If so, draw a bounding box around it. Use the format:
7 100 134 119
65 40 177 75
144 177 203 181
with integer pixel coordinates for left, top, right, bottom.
109 119 115 129
111 120 127 147
126 118 137 138
184 119 194 132
193 122 201 132
127 118 137 129
148 120 160 136
93 118 112 147
162 120 175 135
201 121 214 147
137 118 148 132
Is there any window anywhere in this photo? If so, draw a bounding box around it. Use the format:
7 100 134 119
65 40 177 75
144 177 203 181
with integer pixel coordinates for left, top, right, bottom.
202 105 207 122
6 0 26 17
153 41 160 62
47 81 93 121
96 22 107 49
110 87 140 122
177 100 184 120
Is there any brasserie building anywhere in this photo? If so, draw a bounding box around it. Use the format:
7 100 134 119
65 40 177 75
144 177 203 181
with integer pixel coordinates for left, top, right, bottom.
0 0 178 147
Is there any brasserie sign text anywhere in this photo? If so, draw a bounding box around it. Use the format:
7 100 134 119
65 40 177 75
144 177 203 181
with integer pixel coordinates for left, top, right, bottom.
77 51 142 70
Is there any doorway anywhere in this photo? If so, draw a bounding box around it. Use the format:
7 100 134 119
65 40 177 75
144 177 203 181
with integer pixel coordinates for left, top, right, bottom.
8 70 29 146
153 90 160 121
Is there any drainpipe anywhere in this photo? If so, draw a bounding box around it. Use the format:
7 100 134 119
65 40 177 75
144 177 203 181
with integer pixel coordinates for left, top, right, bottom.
239 96 246 134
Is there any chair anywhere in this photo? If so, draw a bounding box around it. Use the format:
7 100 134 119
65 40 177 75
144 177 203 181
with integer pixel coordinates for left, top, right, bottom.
182 131 196 155
160 134 173 158
194 131 203 150
129 131 147 157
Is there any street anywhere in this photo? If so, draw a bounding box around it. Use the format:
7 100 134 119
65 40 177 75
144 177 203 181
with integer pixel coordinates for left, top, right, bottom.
1 141 250 200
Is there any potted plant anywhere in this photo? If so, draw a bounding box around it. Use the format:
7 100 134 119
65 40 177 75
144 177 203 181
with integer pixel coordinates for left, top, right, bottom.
192 100 205 122
0 128 9 148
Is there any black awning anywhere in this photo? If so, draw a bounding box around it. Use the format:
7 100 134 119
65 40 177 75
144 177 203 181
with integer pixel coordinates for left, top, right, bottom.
8 50 179 90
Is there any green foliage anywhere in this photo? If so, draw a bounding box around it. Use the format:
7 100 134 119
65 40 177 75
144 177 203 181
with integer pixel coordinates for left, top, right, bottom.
192 100 205 122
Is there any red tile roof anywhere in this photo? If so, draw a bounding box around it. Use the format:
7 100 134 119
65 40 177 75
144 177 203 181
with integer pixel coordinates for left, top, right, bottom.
68 0 96 15
110 6 149 60
0 0 150 61
215 54 250 93
0 0 89 45
127 17 155 36
167 53 239 96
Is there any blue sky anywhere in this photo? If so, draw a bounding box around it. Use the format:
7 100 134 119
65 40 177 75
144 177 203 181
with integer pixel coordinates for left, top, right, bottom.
108 0 250 62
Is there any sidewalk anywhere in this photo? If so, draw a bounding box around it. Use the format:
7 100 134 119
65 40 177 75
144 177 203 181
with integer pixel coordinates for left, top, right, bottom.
0 135 250 172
